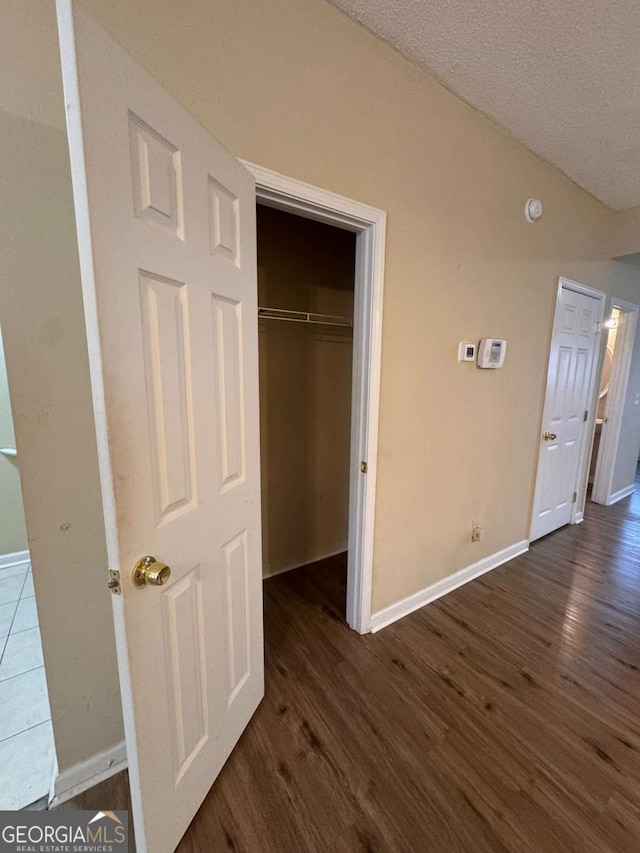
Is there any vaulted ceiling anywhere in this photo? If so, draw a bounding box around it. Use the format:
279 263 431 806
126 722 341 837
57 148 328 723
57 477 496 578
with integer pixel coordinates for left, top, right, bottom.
328 0 640 211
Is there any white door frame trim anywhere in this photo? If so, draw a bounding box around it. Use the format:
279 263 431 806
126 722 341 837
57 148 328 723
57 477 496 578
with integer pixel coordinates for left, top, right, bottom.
592 298 639 505
530 276 606 537
242 162 386 634
572 279 607 524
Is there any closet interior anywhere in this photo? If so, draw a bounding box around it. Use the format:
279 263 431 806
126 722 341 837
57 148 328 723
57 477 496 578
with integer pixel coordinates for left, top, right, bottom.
256 204 356 609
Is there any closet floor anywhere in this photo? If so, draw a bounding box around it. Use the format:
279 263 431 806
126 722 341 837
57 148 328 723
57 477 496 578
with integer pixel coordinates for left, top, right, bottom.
176 486 640 852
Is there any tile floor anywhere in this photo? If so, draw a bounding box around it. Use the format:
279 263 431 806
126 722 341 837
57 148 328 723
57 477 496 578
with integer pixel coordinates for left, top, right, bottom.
0 561 55 809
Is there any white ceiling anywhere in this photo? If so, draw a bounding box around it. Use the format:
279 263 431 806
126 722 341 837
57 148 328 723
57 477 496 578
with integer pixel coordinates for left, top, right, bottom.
327 0 640 211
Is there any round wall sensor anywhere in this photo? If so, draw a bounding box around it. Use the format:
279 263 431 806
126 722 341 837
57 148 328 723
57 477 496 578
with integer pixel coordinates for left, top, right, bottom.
525 198 543 222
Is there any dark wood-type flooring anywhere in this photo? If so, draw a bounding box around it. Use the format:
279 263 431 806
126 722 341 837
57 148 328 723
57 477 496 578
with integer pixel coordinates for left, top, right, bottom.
52 769 136 849
64 475 640 851
178 477 640 852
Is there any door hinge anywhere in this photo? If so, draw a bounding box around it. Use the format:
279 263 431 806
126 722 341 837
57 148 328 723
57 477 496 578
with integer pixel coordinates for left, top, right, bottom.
572 491 577 504
108 568 121 595
583 410 588 422
595 321 602 334
361 461 368 474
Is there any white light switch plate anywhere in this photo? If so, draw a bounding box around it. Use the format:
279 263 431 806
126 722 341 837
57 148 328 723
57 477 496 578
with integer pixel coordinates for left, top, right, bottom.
458 342 476 362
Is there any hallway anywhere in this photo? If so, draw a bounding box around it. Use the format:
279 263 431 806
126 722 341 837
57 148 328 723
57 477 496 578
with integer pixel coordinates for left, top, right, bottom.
177 477 640 852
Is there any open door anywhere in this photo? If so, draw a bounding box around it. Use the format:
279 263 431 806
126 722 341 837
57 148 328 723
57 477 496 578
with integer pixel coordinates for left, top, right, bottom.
56 3 264 850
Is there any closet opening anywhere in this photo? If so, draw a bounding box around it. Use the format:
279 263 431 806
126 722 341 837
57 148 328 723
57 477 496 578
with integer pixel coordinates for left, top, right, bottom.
246 161 386 634
257 204 356 619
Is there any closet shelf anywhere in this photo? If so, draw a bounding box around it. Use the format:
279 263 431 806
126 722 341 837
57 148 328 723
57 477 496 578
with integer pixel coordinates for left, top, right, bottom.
258 307 353 328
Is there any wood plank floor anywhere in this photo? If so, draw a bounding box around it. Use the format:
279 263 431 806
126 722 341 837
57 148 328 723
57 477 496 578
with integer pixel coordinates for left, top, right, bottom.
177 479 640 852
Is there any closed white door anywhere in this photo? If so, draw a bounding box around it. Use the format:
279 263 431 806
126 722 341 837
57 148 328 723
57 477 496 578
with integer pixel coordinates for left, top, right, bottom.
530 283 603 541
57 3 263 851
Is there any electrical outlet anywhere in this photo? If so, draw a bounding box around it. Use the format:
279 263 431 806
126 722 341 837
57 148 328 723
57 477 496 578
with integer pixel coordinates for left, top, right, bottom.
471 525 485 543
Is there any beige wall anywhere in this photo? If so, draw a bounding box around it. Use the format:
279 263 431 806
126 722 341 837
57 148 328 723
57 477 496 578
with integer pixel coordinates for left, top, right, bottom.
79 0 640 613
610 207 640 258
0 328 29 556
257 207 354 576
5 0 640 780
0 0 123 772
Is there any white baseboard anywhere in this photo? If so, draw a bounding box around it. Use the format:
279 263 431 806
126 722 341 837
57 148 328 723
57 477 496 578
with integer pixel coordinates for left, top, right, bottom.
0 549 30 570
263 542 348 579
49 740 127 808
370 540 529 633
606 484 636 506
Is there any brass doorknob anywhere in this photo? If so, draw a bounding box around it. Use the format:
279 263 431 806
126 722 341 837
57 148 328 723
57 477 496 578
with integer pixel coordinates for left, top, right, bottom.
132 555 171 587
543 432 557 441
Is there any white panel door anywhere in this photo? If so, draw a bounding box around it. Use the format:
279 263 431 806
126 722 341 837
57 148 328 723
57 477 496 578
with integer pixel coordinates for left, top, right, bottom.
56 3 263 851
530 285 602 541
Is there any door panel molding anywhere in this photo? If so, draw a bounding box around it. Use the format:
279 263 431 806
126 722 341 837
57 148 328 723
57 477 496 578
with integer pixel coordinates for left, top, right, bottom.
57 3 264 850
530 277 606 541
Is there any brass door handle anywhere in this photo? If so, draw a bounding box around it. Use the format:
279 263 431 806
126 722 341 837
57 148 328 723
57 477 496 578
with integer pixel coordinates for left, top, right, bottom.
132 555 171 587
543 432 557 441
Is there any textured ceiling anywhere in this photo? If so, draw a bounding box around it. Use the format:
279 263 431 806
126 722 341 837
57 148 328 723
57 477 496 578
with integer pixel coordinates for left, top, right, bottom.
327 0 640 211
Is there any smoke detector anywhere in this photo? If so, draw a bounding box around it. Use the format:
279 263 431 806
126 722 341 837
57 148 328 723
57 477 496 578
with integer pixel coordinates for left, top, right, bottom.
525 198 543 222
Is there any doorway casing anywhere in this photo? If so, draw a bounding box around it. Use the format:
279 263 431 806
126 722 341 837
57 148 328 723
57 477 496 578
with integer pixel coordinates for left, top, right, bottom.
530 276 606 540
243 162 386 635
591 298 639 506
